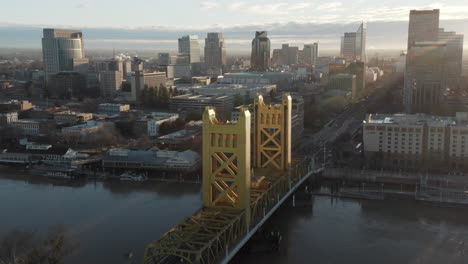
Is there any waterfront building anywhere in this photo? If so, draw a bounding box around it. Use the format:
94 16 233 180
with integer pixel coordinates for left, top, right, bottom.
363 112 468 171
42 29 88 81
251 31 271 71
204 33 226 70
102 149 201 172
178 35 201 64
340 22 366 62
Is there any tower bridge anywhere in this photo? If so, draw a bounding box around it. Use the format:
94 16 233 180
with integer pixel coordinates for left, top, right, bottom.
143 94 321 264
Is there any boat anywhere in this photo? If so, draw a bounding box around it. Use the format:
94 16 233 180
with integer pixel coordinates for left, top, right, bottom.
120 171 148 182
43 171 72 179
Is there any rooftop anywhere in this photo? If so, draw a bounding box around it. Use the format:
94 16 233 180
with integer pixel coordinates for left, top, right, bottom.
364 113 463 126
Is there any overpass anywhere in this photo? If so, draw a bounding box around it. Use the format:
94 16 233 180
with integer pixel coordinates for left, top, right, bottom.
143 94 322 264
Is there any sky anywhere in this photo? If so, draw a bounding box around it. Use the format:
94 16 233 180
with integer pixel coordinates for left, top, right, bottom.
1 0 468 53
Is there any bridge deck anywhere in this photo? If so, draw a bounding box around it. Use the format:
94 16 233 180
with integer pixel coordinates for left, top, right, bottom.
144 158 313 264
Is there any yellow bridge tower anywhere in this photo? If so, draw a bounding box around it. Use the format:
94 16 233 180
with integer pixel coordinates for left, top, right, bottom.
254 93 292 171
143 94 310 264
202 106 252 225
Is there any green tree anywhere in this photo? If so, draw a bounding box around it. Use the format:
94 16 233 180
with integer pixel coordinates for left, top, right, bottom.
159 85 170 104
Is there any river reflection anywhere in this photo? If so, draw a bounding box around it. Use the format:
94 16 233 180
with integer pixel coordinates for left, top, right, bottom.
2 170 468 264
0 170 201 264
234 196 468 264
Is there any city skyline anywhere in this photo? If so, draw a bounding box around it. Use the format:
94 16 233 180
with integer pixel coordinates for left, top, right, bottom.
1 2 468 52
3 1 468 28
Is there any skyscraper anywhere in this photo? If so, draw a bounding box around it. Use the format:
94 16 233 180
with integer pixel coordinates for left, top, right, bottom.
178 35 201 64
303 43 319 65
204 33 226 69
438 28 464 90
407 9 440 50
404 9 463 114
280 44 299 66
42 28 88 81
251 31 271 71
340 22 366 62
404 42 448 114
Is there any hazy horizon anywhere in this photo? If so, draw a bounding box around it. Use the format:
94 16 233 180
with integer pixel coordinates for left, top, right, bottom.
1 19 468 55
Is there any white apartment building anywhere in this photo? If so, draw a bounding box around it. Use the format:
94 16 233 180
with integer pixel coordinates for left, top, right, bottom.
364 113 468 171
142 112 179 137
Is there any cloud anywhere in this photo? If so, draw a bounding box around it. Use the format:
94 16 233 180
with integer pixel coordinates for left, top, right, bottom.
200 1 218 9
317 2 342 10
228 2 245 10
75 2 90 9
231 2 313 15
288 2 313 10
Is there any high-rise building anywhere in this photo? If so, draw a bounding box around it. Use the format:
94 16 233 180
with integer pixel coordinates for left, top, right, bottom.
404 9 463 114
204 33 226 69
407 9 440 50
340 22 366 62
48 72 87 99
438 28 464 90
131 72 167 101
303 43 319 65
178 35 201 64
42 29 88 81
99 71 123 97
280 44 299 66
251 31 271 71
404 42 448 114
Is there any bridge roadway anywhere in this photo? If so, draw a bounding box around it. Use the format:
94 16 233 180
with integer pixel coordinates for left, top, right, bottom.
144 158 323 264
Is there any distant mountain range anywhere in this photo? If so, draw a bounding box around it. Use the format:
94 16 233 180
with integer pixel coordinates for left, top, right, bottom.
1 20 467 54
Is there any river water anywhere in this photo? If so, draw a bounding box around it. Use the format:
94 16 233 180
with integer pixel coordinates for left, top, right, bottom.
1 170 468 264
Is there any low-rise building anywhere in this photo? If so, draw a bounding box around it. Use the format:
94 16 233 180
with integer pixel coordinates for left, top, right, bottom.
177 84 276 101
54 111 93 125
363 112 468 171
61 120 103 136
0 100 34 112
0 143 89 166
170 94 234 120
11 119 56 135
102 148 201 172
137 112 179 137
218 72 293 85
0 110 18 126
98 103 130 114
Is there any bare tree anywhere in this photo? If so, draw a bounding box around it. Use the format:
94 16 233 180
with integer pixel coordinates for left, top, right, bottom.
0 226 78 264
